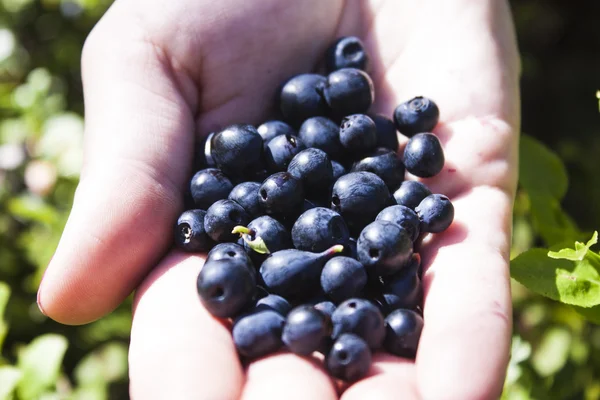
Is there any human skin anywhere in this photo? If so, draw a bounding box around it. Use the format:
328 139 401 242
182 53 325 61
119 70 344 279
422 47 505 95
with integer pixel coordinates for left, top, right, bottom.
37 0 521 399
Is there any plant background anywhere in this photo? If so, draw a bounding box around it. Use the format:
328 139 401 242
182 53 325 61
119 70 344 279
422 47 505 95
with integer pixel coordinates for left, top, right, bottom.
0 0 599 399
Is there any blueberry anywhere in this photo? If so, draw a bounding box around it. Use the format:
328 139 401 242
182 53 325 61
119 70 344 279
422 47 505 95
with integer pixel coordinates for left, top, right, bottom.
279 74 328 126
324 68 374 117
196 258 256 318
331 160 347 181
206 242 253 266
402 132 445 178
357 220 413 277
351 148 405 191
291 208 349 253
204 200 250 242
321 257 367 303
189 168 233 210
257 120 296 148
265 134 306 172
313 300 337 319
339 114 377 158
376 205 420 242
384 309 424 358
233 309 285 359
245 215 292 255
341 237 358 259
302 199 319 213
258 172 305 219
256 294 292 316
228 182 262 218
370 114 399 151
282 305 332 356
326 36 369 73
259 245 344 299
326 333 372 382
211 124 264 177
382 263 422 312
393 180 432 210
393 96 439 136
331 298 385 350
298 117 343 160
331 172 392 236
174 210 213 252
194 132 216 170
287 148 334 200
415 194 454 233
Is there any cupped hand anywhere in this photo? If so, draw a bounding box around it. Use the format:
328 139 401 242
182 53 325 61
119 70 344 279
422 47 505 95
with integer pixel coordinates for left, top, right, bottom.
37 0 520 398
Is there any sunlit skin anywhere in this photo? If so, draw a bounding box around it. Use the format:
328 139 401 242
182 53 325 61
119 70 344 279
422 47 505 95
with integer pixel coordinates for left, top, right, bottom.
37 0 520 398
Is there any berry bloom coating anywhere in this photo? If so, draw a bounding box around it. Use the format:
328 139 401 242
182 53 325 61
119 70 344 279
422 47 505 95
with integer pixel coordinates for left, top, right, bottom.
370 113 399 151
357 220 413 277
376 205 421 242
352 148 405 191
326 333 372 382
331 160 347 181
211 124 264 176
288 148 334 199
403 132 445 178
321 257 368 303
228 182 262 218
331 298 386 350
384 309 424 359
257 120 296 148
331 171 392 236
415 194 455 233
393 96 440 136
174 209 213 252
196 258 256 318
325 36 369 73
280 74 328 125
204 199 250 243
259 245 344 299
258 172 305 218
393 180 432 210
265 134 306 172
189 168 233 210
339 114 378 157
299 117 343 160
291 207 349 253
282 305 332 356
255 294 292 316
233 310 285 359
324 68 374 117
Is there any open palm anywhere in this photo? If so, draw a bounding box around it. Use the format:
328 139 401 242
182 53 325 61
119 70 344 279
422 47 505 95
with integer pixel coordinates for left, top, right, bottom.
38 0 520 398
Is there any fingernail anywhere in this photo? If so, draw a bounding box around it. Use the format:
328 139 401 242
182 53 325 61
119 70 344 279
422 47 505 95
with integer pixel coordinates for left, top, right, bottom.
37 287 47 316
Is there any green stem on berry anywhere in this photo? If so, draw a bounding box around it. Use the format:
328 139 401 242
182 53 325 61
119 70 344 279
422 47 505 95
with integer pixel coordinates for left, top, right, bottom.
327 244 345 255
232 226 251 235
232 225 271 255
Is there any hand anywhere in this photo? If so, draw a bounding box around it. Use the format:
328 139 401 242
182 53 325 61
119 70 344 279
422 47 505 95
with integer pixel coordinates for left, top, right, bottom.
37 0 520 398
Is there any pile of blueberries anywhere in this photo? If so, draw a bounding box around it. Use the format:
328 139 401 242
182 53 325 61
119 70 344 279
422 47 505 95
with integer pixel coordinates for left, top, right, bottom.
175 36 454 382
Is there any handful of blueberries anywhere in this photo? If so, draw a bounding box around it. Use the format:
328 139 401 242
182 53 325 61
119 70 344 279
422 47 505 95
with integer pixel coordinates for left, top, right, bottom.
175 36 454 382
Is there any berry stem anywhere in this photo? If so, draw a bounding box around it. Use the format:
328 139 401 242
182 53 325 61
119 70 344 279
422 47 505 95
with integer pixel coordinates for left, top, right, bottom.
232 226 251 235
327 244 345 255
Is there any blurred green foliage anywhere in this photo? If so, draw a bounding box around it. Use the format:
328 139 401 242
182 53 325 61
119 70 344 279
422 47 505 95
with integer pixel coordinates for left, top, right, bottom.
0 0 598 399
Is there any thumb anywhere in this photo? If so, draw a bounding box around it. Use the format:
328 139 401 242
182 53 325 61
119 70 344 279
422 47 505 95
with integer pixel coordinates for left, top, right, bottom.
37 4 197 324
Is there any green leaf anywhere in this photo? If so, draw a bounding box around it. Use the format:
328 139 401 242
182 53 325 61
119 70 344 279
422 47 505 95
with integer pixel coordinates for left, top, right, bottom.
0 366 22 400
531 327 571 377
510 248 600 307
528 192 580 246
549 231 598 261
519 134 568 200
74 342 128 386
0 282 9 351
17 334 68 400
573 304 600 325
